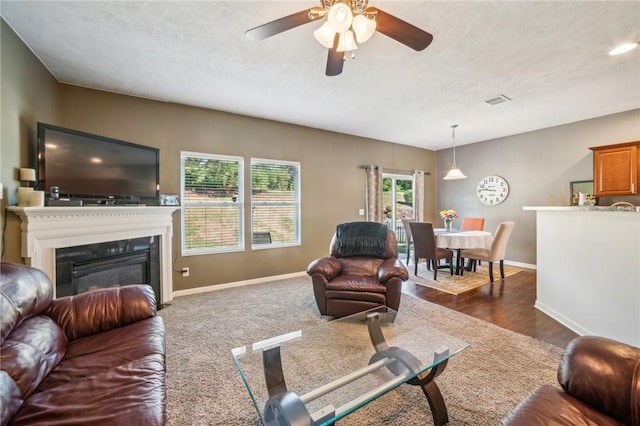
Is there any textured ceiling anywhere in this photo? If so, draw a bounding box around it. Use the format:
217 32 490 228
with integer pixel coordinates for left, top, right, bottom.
2 1 639 150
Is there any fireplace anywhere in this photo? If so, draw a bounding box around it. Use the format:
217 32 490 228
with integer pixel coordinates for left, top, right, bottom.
8 205 178 304
56 236 160 303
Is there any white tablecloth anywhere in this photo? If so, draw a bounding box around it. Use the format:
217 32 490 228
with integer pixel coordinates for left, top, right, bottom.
435 229 493 249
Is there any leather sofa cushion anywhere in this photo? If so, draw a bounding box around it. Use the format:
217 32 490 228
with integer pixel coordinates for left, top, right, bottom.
9 354 165 426
326 275 387 293
45 285 157 342
10 317 166 425
36 317 164 391
325 290 386 304
339 258 384 277
1 264 53 344
500 384 624 425
1 316 67 400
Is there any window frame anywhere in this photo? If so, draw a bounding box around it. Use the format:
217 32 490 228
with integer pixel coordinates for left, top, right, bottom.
250 158 301 250
180 151 244 256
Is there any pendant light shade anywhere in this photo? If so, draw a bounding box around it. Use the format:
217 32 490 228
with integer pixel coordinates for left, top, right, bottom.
443 124 467 180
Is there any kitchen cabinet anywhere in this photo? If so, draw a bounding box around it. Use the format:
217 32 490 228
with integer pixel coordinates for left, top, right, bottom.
590 141 640 196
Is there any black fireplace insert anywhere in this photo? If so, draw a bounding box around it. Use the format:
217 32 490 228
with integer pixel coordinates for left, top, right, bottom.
56 236 161 306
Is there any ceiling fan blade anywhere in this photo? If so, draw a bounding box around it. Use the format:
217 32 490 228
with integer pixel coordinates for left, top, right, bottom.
326 35 344 76
369 7 434 51
246 9 316 42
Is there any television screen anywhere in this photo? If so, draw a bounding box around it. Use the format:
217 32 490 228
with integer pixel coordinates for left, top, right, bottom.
37 123 159 204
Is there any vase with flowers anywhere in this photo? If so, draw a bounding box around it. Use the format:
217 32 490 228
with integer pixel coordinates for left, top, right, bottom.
439 209 459 232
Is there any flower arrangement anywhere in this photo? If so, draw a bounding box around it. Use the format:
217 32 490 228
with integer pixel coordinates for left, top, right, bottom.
439 209 459 219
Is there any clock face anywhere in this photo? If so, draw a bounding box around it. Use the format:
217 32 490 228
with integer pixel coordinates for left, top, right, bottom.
476 175 509 205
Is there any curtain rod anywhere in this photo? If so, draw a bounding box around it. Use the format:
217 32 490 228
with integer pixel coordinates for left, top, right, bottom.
358 165 432 176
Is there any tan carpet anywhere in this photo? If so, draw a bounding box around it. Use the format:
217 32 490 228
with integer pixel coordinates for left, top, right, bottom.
158 276 562 425
407 261 522 295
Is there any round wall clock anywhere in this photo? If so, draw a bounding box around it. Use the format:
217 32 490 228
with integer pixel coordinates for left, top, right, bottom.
476 175 509 205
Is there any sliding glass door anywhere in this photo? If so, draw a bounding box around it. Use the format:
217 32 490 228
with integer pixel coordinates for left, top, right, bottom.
382 173 414 256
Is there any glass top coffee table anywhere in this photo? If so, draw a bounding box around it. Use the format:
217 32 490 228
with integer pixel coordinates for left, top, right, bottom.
232 307 469 426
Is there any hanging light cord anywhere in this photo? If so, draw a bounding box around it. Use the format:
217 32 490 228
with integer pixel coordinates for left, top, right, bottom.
451 124 458 166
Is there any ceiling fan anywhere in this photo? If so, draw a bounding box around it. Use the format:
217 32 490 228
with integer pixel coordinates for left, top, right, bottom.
245 0 433 76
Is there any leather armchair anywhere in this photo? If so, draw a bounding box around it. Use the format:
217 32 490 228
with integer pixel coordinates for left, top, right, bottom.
307 223 409 318
501 335 640 425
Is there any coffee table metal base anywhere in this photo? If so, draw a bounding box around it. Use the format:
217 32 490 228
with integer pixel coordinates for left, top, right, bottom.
261 312 451 426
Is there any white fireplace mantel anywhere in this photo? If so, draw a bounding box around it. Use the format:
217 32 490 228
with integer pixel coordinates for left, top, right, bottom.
8 206 179 304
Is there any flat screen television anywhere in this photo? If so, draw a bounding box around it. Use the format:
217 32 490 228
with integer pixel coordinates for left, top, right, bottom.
37 123 159 205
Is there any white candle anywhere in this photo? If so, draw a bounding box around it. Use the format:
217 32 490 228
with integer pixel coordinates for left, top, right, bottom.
29 190 45 207
18 187 33 206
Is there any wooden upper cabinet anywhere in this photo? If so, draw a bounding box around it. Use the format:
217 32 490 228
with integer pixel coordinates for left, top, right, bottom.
590 141 640 196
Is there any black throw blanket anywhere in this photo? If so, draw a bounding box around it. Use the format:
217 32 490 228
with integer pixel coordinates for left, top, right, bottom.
336 221 388 259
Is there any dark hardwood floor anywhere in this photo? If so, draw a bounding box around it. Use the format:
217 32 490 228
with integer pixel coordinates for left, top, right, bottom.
402 267 579 349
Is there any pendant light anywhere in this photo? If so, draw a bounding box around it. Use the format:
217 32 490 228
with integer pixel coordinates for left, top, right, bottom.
443 124 467 180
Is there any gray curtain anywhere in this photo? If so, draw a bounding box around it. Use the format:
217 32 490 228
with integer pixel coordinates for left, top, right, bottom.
364 165 383 222
413 170 425 221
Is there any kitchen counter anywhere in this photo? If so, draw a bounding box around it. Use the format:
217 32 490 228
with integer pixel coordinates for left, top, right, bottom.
524 206 640 346
523 205 638 212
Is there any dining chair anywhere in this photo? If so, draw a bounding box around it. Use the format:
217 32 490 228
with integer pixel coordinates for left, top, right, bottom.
460 221 515 282
408 222 454 280
461 217 485 231
401 218 414 264
460 217 486 268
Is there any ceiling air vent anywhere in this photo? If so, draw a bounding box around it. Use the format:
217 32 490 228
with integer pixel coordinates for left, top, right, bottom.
484 94 512 106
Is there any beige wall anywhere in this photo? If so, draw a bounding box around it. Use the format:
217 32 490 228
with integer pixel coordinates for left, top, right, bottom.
57 86 436 290
1 19 61 261
436 108 640 265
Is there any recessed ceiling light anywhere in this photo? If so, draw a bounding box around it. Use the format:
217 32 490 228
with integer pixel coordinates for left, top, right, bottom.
609 42 639 56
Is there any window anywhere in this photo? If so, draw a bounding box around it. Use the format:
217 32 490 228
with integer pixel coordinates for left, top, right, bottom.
181 152 244 255
251 159 301 248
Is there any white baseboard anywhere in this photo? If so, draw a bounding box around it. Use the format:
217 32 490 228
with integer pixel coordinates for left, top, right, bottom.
505 260 536 270
534 300 590 337
171 260 535 299
172 271 308 298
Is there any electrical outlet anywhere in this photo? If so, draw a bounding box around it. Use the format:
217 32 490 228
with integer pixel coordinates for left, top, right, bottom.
181 267 189 277
358 208 365 216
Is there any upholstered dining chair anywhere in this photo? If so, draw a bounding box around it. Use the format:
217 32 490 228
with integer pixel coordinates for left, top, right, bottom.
408 222 454 280
461 217 485 231
401 218 414 264
460 217 485 268
306 222 409 318
460 221 515 282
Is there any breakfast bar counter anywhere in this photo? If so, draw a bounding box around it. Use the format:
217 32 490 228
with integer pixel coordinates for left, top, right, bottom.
524 206 640 347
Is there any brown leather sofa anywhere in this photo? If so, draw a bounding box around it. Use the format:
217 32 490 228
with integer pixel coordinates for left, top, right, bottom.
307 222 409 318
501 335 640 426
0 262 166 425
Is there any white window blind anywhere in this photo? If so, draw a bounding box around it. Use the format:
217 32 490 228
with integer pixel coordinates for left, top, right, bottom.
251 159 300 248
181 152 244 255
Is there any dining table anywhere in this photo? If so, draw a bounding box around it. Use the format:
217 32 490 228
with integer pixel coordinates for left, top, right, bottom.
434 229 493 275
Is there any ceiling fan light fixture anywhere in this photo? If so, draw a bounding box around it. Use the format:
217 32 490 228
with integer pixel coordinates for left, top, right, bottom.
314 22 336 49
337 30 357 52
443 124 467 180
327 2 353 33
608 42 639 56
352 14 376 43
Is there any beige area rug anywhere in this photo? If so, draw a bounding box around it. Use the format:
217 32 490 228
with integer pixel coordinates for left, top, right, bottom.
407 261 523 295
158 277 563 425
